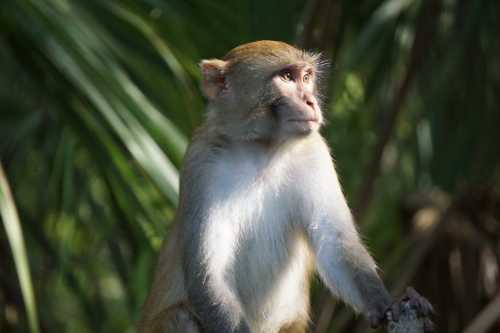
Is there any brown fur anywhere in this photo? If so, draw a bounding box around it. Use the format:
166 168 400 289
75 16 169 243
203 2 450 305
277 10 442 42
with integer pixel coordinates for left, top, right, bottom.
138 223 189 332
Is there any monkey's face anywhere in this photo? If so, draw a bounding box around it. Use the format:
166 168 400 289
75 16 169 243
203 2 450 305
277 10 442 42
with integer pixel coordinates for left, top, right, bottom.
200 41 324 142
268 63 322 137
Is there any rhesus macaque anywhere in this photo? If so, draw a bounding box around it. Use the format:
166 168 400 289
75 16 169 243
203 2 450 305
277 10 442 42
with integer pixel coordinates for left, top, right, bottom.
138 40 432 333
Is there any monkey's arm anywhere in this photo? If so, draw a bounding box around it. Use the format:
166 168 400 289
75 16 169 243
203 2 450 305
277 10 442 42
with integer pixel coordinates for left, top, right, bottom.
308 216 391 324
303 165 391 325
181 211 251 333
303 159 433 330
178 155 251 333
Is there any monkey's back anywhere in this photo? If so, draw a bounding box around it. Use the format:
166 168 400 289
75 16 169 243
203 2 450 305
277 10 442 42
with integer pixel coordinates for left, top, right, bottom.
137 222 192 332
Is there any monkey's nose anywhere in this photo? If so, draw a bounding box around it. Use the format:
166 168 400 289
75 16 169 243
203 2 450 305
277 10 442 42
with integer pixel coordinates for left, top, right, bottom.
303 93 316 110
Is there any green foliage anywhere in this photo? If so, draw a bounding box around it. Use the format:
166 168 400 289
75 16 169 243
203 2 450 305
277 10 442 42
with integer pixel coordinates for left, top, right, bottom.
0 164 40 333
1 0 499 332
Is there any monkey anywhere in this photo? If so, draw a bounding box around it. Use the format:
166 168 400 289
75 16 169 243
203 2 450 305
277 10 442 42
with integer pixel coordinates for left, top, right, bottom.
137 40 432 333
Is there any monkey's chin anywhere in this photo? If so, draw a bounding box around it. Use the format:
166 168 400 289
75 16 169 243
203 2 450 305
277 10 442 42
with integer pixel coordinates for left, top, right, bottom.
286 120 320 136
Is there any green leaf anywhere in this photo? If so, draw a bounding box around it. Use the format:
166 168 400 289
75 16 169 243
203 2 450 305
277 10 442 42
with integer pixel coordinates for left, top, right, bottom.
0 164 40 333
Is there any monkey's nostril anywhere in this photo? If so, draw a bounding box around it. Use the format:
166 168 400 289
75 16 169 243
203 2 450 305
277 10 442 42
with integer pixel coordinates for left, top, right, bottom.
306 100 315 109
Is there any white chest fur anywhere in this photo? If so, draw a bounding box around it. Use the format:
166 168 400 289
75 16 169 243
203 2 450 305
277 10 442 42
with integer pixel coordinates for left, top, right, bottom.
200 140 322 332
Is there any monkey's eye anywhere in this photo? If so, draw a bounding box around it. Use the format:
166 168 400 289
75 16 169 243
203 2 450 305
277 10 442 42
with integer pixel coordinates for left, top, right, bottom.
280 70 294 82
303 73 312 83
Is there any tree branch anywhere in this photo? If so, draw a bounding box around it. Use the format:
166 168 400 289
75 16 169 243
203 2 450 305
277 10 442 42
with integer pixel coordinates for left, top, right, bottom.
462 292 500 333
387 300 428 333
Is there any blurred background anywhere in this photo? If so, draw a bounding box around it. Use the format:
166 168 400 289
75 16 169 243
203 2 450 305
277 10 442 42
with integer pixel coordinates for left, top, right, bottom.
1 0 499 332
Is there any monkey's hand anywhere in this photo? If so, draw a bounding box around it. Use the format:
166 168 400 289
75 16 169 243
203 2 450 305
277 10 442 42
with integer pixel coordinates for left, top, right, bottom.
384 287 434 332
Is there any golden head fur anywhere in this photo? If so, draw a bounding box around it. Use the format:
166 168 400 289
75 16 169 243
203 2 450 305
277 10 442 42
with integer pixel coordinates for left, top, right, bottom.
222 40 321 75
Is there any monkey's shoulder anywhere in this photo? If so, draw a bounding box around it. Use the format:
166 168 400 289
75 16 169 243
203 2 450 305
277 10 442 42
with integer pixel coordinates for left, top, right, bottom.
180 134 337 204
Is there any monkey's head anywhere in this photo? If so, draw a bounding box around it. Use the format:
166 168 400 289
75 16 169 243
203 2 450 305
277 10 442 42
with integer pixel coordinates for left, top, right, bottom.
200 40 324 142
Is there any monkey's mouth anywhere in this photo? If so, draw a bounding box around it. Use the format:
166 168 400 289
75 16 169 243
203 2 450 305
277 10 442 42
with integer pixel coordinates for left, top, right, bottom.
288 118 319 123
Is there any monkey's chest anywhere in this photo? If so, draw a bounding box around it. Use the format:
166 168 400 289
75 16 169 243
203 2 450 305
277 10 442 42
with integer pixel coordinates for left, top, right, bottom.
206 155 298 260
205 161 312 330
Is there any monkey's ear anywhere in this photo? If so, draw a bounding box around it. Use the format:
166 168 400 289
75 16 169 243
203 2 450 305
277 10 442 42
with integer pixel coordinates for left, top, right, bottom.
200 59 227 100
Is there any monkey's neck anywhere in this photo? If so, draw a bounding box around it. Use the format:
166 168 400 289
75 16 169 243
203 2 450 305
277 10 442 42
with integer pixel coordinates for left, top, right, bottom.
203 131 318 166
